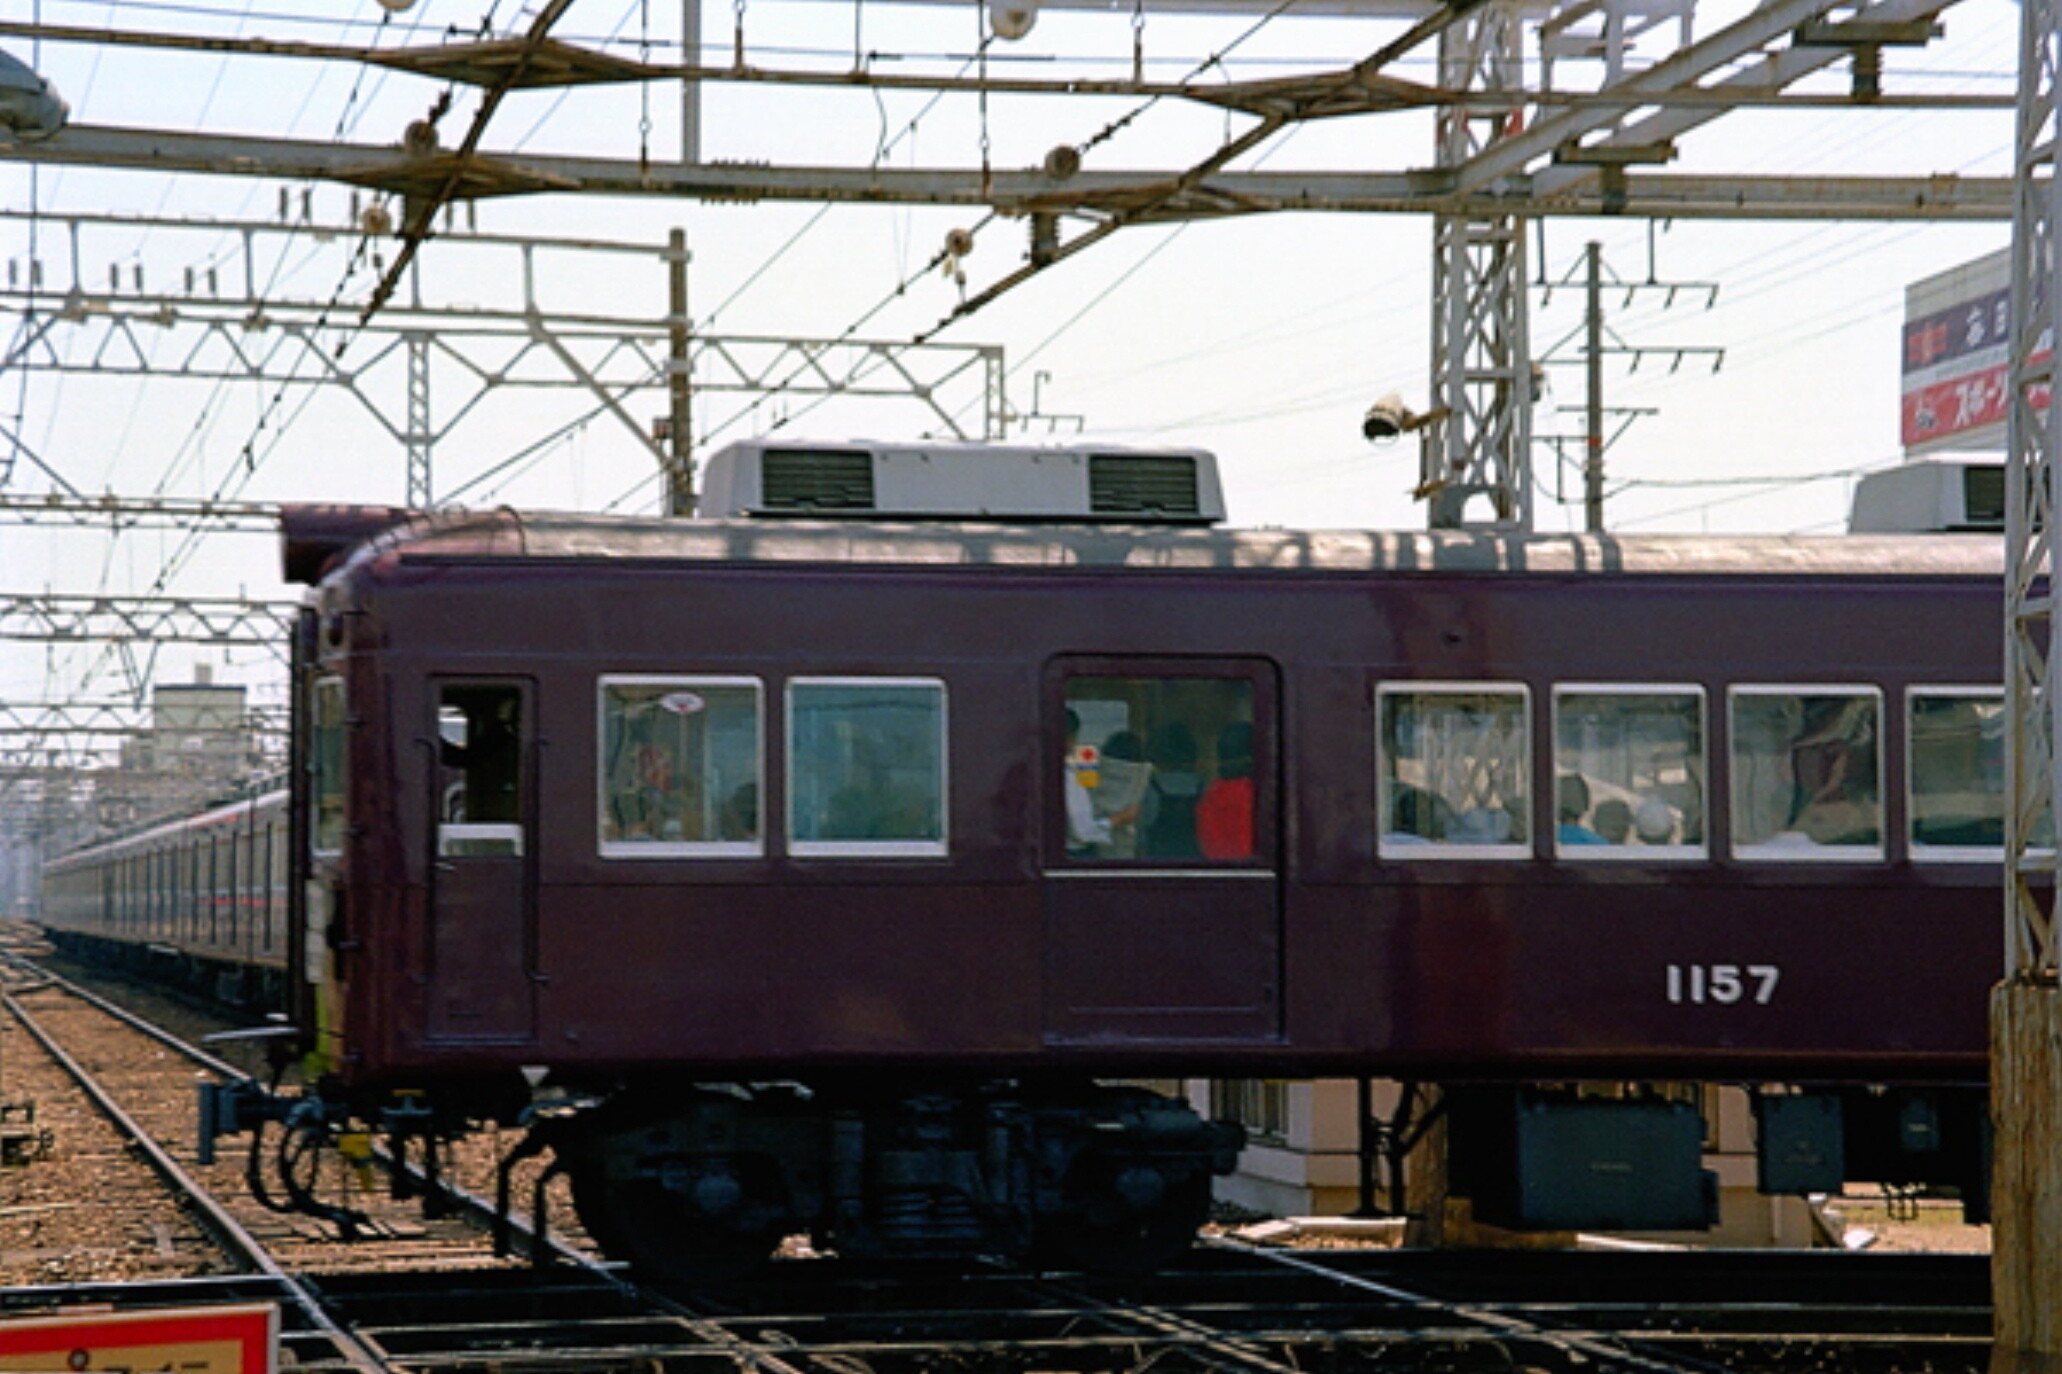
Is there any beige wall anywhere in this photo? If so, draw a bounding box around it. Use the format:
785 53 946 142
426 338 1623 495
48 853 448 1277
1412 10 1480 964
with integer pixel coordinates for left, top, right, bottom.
1195 1077 1817 1245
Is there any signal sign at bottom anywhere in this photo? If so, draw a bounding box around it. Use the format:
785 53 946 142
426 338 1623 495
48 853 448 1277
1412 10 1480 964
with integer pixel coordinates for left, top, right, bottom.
0 1305 276 1374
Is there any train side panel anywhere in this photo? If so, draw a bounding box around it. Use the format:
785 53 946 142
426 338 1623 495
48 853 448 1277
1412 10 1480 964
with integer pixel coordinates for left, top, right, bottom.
304 549 2001 1090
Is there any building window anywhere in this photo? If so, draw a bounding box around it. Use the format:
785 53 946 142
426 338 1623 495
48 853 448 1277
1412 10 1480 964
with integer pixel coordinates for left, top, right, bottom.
1730 687 1883 858
1378 684 1530 856
1211 1079 1289 1144
1552 686 1706 857
599 677 763 857
788 678 947 857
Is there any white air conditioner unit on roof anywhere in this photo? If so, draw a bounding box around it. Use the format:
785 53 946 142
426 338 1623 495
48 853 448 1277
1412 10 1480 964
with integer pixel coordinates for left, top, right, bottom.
1848 457 2003 534
698 439 1226 525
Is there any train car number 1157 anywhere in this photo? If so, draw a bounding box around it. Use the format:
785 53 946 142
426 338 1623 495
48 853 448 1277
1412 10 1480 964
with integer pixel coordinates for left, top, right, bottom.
1666 964 1781 1005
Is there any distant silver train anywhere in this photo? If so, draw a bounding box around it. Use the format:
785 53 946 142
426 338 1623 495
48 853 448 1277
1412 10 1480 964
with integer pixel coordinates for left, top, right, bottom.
41 786 289 1011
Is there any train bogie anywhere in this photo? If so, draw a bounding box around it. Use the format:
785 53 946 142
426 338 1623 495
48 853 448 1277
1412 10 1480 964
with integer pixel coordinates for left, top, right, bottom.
554 1081 1242 1281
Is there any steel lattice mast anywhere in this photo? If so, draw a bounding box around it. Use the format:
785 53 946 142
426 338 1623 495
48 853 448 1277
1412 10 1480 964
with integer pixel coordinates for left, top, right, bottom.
1426 2 1534 532
1995 0 2062 1352
2007 0 2059 980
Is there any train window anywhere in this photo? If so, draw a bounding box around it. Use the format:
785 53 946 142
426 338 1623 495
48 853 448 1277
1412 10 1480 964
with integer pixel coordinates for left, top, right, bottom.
1729 687 1884 859
598 676 763 858
1909 689 2021 859
787 678 947 858
1061 676 1257 862
311 676 346 856
1378 684 1530 858
1552 686 1707 858
437 684 527 857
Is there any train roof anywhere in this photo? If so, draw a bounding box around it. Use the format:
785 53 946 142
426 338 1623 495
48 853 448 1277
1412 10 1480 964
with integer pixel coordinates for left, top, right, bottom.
46 784 287 868
283 505 2006 589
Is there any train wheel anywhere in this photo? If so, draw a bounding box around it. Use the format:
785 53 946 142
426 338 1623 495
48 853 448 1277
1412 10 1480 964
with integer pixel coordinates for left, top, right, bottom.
1047 1165 1211 1278
569 1157 785 1286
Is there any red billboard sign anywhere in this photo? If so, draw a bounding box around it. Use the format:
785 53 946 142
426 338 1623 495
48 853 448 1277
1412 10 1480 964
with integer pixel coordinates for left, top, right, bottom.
1903 250 2049 453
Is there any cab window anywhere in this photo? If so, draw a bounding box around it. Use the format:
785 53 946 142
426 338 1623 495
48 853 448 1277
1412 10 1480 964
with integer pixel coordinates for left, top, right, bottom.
787 678 947 857
599 676 763 857
1552 686 1706 857
1378 684 1530 857
1730 687 1883 859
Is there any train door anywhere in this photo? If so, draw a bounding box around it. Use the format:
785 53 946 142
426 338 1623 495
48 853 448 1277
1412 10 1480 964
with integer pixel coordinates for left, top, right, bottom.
1042 658 1282 1043
426 679 537 1043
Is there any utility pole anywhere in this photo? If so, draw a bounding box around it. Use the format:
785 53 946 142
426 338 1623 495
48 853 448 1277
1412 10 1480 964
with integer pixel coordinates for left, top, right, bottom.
1533 230 1722 528
666 227 695 517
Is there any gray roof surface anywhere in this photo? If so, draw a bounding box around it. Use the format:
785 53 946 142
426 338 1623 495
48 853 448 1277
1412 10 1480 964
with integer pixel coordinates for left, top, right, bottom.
337 508 2006 582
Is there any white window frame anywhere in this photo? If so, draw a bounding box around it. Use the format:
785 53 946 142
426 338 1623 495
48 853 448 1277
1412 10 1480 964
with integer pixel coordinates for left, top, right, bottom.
1550 682 1708 861
786 675 950 860
311 674 346 860
439 823 526 858
597 674 765 860
1906 685 2010 865
1728 684 1886 863
1377 680 1532 862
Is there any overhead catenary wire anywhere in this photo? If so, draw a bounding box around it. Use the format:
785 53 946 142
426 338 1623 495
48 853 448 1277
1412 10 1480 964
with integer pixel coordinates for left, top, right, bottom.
0 0 2029 635
595 209 1002 512
682 0 1312 454
39 0 392 697
632 31 1008 485
60 232 378 693
36 0 533 700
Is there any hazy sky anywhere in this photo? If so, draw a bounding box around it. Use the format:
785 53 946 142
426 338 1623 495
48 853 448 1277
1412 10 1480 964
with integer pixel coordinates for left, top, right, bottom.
0 0 2028 701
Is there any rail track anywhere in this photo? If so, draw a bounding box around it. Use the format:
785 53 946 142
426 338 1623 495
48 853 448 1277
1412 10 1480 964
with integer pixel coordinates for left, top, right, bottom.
0 1244 1993 1374
0 940 1996 1374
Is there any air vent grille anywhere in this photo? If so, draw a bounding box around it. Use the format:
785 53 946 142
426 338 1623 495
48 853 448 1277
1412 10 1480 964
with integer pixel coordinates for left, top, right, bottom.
1089 453 1200 517
761 448 877 511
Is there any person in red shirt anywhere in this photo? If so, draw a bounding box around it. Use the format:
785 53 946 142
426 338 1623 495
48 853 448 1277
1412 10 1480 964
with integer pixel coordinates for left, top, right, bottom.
1197 721 1255 859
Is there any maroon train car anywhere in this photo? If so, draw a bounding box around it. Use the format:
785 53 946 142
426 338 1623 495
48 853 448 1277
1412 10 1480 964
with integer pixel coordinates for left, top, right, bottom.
187 490 2005 1274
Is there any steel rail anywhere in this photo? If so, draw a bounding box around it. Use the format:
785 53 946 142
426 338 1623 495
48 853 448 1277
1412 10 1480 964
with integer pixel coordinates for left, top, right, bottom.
314 1325 1538 1370
10 955 1948 1372
3 949 818 1374
400 1174 820 1374
1028 1281 1321 1374
1 956 261 1080
1210 1235 1712 1374
325 1253 1987 1372
0 987 393 1374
